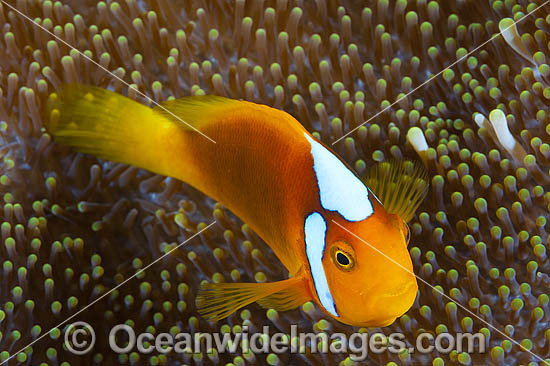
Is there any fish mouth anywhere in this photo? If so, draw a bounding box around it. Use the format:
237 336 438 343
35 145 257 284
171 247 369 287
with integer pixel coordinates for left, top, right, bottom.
376 317 398 327
381 281 417 298
354 316 397 328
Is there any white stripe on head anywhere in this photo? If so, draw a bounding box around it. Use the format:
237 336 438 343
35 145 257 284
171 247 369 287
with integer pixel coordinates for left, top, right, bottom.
304 133 373 221
304 212 338 318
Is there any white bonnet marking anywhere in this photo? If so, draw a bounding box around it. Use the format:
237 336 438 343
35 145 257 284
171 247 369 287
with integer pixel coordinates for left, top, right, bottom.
304 133 373 221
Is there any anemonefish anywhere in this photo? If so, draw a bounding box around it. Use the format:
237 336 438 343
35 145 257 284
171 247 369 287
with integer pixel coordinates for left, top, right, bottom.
47 84 428 327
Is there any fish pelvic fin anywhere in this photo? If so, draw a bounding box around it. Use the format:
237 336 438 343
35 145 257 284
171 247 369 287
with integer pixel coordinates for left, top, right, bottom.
365 159 429 222
256 275 311 311
46 84 187 178
196 274 311 322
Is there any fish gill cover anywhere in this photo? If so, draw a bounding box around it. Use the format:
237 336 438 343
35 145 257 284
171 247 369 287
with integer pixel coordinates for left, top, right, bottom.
0 0 550 365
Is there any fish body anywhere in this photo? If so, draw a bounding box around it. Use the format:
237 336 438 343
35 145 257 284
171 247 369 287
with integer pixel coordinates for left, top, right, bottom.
48 85 428 327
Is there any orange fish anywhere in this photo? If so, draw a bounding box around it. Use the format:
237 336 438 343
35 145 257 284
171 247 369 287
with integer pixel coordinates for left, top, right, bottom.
47 84 428 327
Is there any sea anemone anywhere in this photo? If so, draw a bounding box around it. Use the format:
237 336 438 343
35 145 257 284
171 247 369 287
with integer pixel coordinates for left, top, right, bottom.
1 0 549 365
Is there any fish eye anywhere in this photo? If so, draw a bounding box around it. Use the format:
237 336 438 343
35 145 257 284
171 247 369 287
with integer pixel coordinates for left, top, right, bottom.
330 246 355 271
336 251 350 265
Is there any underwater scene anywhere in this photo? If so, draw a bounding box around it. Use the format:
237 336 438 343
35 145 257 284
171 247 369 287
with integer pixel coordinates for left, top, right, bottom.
1 0 550 365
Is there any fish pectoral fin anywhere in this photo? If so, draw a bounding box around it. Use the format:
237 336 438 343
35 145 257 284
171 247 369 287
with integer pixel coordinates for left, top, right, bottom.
365 159 429 222
196 276 310 321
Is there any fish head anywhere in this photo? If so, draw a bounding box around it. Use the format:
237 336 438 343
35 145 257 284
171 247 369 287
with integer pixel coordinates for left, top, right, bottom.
301 132 426 327
310 208 418 327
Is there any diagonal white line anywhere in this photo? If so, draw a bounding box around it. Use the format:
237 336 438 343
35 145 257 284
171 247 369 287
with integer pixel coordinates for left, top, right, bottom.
332 0 550 145
0 221 217 365
0 0 217 144
332 219 549 365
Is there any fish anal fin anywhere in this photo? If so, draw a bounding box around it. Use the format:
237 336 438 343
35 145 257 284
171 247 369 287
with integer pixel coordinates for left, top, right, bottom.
196 275 310 321
365 159 429 222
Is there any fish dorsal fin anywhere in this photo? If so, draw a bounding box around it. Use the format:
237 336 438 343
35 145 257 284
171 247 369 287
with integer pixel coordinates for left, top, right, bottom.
196 275 310 321
365 160 429 222
153 95 251 130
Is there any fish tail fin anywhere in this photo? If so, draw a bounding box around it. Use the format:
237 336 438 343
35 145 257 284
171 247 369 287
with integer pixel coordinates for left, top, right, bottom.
46 84 186 177
196 275 310 321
